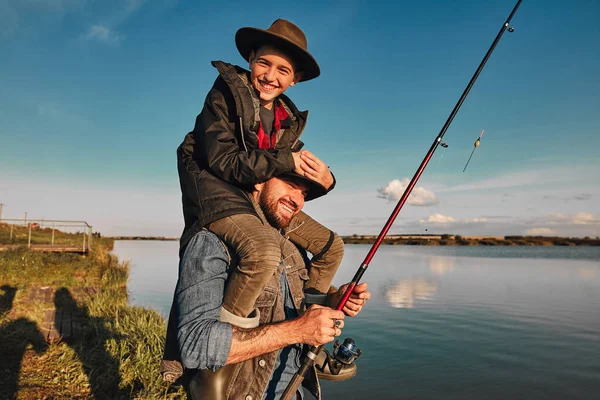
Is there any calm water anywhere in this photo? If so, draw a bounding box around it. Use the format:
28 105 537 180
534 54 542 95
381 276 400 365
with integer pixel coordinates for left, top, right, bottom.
113 241 600 399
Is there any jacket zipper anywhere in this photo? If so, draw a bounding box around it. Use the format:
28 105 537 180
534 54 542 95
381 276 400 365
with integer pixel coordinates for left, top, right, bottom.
239 116 248 152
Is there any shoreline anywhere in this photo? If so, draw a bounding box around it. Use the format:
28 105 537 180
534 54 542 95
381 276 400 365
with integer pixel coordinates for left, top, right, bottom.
340 235 600 246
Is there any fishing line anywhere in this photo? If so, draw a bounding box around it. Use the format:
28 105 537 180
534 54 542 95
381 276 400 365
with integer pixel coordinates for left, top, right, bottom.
280 1 523 398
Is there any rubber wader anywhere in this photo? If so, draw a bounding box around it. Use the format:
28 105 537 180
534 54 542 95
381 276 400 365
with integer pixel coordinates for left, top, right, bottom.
187 364 236 400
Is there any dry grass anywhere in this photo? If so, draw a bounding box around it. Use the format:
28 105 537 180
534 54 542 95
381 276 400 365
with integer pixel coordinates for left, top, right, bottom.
0 240 186 399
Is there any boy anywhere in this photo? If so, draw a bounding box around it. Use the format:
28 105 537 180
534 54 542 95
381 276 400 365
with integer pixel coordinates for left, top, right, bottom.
177 19 343 322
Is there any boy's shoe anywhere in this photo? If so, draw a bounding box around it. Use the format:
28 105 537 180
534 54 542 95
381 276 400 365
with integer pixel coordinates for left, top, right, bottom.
314 350 357 381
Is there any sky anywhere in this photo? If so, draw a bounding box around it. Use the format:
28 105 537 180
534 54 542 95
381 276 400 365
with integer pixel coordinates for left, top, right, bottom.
1 0 599 238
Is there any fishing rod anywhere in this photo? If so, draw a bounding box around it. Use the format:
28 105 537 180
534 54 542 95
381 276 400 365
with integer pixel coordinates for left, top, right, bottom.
281 1 523 398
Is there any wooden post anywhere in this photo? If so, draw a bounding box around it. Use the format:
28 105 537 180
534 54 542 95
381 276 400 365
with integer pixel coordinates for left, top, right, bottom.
10 225 13 241
88 226 93 252
82 231 86 253
52 224 55 245
28 223 32 249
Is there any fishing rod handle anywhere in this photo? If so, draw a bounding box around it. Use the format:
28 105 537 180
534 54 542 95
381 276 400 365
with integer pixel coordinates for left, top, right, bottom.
280 373 305 400
280 347 319 400
281 264 366 399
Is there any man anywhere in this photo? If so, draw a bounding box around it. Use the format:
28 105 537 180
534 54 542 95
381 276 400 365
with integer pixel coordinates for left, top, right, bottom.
163 173 370 400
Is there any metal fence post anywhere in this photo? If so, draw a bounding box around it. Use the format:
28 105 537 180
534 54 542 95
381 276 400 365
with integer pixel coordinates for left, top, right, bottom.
28 223 32 249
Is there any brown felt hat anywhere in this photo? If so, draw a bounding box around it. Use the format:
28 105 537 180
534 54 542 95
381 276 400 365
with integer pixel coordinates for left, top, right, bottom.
279 171 328 202
235 19 320 82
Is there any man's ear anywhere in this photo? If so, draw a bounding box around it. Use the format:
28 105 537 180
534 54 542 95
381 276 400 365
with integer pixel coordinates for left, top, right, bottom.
248 50 256 66
254 182 264 192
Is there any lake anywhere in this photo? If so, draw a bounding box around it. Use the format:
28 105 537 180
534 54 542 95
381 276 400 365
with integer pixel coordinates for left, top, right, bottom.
113 241 600 399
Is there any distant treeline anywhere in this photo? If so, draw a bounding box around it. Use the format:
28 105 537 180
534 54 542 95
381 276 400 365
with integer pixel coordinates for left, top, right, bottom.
341 234 600 246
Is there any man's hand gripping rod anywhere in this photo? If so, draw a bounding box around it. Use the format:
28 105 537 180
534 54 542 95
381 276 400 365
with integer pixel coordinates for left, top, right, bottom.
280 1 523 398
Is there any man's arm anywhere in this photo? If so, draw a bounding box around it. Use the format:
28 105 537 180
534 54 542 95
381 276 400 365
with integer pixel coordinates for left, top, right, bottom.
175 230 234 371
176 230 345 370
225 283 371 365
226 305 345 365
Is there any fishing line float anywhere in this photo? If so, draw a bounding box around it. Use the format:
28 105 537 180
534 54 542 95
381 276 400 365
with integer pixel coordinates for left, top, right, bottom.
281 1 523 398
463 129 485 172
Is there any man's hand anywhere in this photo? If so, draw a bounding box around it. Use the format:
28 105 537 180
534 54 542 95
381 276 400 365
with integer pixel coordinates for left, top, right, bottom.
297 150 334 190
328 283 371 317
291 305 345 347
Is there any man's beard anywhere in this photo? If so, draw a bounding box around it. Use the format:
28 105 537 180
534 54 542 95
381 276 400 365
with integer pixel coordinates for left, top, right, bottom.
259 185 296 229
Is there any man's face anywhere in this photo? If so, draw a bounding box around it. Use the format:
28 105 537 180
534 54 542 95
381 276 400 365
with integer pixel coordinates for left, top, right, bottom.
249 45 301 108
258 177 307 229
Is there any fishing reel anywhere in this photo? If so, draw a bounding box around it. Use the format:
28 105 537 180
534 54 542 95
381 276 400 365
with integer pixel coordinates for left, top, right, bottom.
333 337 362 365
316 337 363 379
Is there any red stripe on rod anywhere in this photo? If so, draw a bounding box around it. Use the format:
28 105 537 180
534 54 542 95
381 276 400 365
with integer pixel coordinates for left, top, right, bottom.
335 281 357 311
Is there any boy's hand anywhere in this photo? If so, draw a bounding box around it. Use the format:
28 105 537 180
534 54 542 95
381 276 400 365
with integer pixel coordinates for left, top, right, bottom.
292 152 309 177
298 150 334 190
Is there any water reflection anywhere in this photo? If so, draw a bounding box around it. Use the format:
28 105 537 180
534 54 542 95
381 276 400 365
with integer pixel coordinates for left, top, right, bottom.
428 255 455 276
383 256 455 308
577 267 598 280
385 278 437 308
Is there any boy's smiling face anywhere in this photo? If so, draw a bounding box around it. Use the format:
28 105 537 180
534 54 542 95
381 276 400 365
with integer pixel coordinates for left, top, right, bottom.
248 45 302 109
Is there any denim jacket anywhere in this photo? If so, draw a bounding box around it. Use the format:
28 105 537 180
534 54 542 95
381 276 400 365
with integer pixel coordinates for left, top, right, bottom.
164 211 322 399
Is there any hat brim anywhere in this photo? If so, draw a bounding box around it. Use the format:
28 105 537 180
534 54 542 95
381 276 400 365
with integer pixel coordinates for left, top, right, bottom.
279 172 328 202
235 27 320 82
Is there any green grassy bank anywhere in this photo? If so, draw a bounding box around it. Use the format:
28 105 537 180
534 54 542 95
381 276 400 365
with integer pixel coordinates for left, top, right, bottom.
0 234 185 399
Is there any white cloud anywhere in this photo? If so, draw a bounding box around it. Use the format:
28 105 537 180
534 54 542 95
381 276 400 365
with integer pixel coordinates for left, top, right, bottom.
548 212 599 226
418 214 487 225
0 1 20 38
1 0 145 43
37 103 89 127
572 213 598 225
439 165 599 194
420 213 456 224
85 24 122 44
468 217 488 223
0 0 87 38
526 228 558 236
377 178 438 206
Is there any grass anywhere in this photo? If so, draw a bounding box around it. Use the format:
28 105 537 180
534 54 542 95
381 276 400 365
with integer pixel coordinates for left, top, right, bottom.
0 237 187 399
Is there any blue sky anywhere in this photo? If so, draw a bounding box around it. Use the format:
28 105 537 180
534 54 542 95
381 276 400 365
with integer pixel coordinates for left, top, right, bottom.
1 0 599 238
